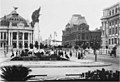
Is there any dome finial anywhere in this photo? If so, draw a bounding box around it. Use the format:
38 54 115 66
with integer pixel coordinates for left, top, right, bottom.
13 7 18 11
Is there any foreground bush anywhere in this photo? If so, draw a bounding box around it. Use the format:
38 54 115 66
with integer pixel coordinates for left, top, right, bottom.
1 65 32 81
80 68 120 81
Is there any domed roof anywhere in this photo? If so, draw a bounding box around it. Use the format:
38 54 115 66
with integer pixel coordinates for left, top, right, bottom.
0 8 29 27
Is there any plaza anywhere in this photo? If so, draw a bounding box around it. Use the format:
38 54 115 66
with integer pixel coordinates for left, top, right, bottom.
0 0 120 81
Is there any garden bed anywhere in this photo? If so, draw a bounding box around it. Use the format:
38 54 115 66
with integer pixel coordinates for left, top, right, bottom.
11 55 68 61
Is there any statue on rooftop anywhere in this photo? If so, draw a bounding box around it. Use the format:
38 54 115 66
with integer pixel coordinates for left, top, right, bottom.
31 7 41 27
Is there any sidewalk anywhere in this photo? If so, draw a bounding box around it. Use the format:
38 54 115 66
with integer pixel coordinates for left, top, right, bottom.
0 51 12 63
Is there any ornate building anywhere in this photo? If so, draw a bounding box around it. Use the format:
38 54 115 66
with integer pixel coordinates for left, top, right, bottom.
101 2 120 49
0 8 34 51
62 14 102 47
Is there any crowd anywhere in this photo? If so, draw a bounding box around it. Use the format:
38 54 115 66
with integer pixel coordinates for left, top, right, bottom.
9 47 90 60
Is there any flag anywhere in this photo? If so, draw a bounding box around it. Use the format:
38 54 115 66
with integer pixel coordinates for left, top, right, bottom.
50 34 52 39
54 32 57 37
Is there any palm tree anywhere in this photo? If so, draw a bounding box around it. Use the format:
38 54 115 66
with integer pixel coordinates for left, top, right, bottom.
1 65 32 81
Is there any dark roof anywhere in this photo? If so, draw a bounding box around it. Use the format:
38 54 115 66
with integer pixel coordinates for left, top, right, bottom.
0 10 29 27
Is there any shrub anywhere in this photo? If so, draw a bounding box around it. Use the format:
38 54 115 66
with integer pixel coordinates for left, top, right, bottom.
1 65 32 81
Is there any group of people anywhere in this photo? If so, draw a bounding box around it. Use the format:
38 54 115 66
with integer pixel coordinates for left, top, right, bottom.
9 47 89 60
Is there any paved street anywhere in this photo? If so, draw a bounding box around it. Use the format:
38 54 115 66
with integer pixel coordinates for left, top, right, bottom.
86 53 120 71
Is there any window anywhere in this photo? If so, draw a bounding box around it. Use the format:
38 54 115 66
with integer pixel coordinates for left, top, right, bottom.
112 21 114 25
13 32 17 39
19 32 23 40
115 27 117 34
112 28 114 34
115 20 117 24
19 42 22 48
109 39 111 45
114 38 117 44
115 8 117 14
1 32 3 39
109 11 111 16
109 29 111 35
24 33 28 40
109 22 111 26
1 43 2 47
112 10 114 15
4 32 6 39
13 42 16 48
24 42 28 48
112 38 114 44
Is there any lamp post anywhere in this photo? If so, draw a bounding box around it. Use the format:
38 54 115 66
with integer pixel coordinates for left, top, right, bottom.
91 39 98 62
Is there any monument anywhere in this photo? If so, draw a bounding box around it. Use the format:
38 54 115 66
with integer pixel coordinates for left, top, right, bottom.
31 7 41 47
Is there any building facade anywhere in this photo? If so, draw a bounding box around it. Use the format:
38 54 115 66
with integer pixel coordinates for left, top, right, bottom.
0 8 34 51
101 2 120 49
62 14 102 47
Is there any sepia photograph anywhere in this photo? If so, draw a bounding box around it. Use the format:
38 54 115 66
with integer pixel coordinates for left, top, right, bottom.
0 0 120 81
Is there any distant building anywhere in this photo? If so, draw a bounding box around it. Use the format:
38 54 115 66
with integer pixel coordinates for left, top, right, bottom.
0 8 34 51
101 2 120 49
62 14 102 47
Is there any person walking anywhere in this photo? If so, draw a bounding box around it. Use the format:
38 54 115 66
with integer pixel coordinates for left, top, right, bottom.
70 50 72 57
112 45 117 57
11 49 14 58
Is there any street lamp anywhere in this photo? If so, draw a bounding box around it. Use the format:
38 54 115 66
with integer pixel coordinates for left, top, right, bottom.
91 39 99 62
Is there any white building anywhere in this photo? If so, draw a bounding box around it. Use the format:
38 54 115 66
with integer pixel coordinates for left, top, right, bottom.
0 8 34 51
101 2 120 49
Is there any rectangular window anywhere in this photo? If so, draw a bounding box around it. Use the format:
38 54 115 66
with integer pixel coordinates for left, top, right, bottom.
4 32 6 39
115 20 117 24
1 32 3 39
112 28 114 34
24 33 28 40
109 39 111 45
19 32 23 40
13 32 17 39
109 29 110 35
112 38 114 44
114 38 117 44
109 22 111 26
1 43 2 47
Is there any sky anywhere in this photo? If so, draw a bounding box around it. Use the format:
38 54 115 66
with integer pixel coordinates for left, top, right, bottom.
0 0 119 41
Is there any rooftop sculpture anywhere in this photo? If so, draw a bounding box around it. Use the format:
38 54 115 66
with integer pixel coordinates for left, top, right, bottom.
31 7 41 27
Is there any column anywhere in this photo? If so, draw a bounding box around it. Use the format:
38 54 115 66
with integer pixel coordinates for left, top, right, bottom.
11 32 13 46
30 33 31 43
23 32 24 49
17 32 19 49
28 33 30 48
8 32 10 46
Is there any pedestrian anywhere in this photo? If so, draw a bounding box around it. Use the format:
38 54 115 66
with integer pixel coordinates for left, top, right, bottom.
11 49 14 58
4 50 7 57
112 46 117 57
70 50 72 57
16 50 18 57
78 52 81 59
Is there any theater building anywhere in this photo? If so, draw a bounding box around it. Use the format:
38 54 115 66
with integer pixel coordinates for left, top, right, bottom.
0 8 34 51
62 14 101 47
101 2 120 49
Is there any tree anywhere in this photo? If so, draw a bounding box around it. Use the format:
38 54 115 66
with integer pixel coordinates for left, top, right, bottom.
29 43 33 49
90 41 100 62
40 43 44 49
82 43 88 50
74 45 79 50
74 45 79 57
1 65 32 81
35 41 39 49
